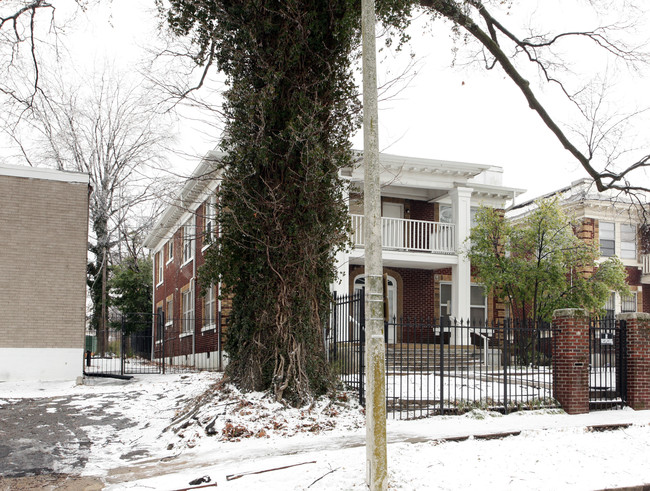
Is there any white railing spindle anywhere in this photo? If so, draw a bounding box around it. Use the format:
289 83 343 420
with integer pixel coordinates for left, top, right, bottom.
350 214 456 254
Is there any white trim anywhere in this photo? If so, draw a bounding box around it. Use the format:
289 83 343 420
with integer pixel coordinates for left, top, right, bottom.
179 332 193 339
156 251 164 287
0 162 89 183
143 151 224 250
201 324 216 333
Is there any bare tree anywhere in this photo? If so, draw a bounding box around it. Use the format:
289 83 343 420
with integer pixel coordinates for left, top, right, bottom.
12 70 173 353
419 0 650 203
0 1 90 109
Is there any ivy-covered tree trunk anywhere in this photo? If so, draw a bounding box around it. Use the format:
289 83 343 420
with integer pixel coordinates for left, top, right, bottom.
213 3 359 404
163 0 413 405
164 1 358 405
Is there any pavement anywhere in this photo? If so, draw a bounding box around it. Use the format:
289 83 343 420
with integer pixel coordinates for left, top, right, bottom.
0 377 147 490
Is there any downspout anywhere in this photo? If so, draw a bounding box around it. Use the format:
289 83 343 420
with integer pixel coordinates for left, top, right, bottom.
217 281 222 371
151 248 156 363
192 226 197 368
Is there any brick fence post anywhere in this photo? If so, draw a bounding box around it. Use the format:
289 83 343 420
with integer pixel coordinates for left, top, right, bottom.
618 312 650 410
552 309 590 415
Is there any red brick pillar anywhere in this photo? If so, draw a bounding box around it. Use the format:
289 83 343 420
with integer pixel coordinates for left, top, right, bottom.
552 309 590 415
619 313 650 410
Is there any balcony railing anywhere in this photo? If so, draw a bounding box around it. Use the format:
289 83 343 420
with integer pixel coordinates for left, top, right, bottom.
642 254 650 275
351 214 456 254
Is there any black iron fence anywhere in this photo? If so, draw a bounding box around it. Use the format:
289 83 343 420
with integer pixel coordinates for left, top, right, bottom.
589 317 627 409
84 312 228 377
383 318 556 418
327 290 366 403
327 292 558 418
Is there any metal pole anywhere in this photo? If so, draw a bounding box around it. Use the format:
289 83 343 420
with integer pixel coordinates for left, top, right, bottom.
120 315 125 377
361 0 387 487
160 319 163 375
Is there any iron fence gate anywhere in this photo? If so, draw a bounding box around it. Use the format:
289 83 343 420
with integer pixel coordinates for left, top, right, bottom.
84 311 228 377
84 312 163 377
589 318 627 409
327 290 365 404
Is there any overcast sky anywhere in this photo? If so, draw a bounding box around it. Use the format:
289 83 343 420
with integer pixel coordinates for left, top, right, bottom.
8 0 650 203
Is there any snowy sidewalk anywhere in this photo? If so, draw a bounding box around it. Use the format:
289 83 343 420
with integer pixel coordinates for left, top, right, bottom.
2 373 650 490
105 408 650 490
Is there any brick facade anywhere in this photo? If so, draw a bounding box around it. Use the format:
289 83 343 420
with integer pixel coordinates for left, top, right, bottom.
152 195 227 364
552 309 590 415
619 313 650 410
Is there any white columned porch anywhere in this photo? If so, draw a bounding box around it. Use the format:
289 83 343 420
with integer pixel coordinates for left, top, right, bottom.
450 186 472 345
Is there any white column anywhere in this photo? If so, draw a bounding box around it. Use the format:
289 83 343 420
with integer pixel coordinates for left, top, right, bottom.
332 182 350 297
450 186 472 345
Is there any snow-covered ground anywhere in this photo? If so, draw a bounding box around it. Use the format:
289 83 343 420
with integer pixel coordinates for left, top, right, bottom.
2 372 650 490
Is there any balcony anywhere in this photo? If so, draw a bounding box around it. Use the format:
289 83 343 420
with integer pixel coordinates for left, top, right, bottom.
642 254 650 284
350 214 456 255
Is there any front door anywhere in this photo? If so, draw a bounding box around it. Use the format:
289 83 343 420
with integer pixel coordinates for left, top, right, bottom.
440 282 452 327
382 202 404 249
354 274 397 343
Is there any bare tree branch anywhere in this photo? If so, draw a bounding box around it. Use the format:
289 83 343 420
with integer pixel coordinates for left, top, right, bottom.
420 0 650 200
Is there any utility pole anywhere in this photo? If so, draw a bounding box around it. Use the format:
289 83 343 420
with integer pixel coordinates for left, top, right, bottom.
361 0 387 488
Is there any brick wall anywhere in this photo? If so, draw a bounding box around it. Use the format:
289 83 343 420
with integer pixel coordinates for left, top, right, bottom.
0 174 89 350
619 313 650 410
408 200 436 222
552 309 590 414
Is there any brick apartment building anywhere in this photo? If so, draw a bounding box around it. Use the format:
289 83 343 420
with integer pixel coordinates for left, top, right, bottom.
508 179 650 316
144 150 522 368
0 163 89 381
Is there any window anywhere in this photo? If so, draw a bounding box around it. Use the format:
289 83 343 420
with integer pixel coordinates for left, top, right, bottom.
156 251 163 286
204 196 216 245
470 285 487 324
182 216 195 264
600 221 615 257
621 292 637 313
621 224 637 259
181 285 194 335
156 305 163 341
604 292 615 319
166 296 173 326
167 238 174 263
440 205 452 223
203 284 216 329
439 205 478 226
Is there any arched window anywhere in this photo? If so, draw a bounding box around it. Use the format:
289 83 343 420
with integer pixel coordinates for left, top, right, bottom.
353 274 397 322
